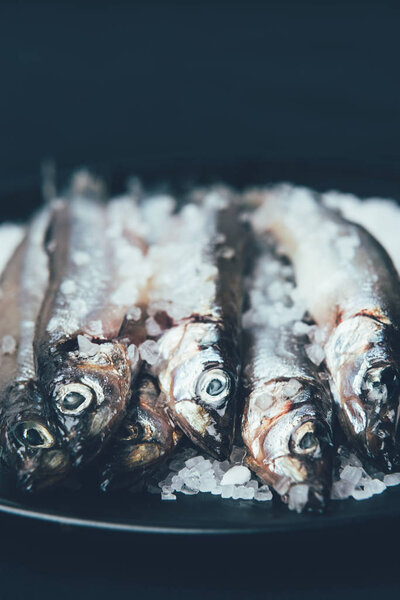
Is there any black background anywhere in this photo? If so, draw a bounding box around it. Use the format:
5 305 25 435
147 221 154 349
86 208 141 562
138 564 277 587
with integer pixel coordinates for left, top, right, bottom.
1 1 400 598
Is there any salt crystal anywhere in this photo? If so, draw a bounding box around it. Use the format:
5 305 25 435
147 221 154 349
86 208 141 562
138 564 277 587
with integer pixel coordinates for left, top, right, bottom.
237 486 255 500
221 484 234 499
197 461 213 476
185 456 205 468
221 465 251 486
365 479 386 495
288 484 309 513
126 306 142 321
171 475 184 492
352 487 374 501
77 335 99 357
293 321 312 336
199 472 216 493
247 480 259 490
305 343 325 366
1 335 16 355
139 340 160 365
340 465 363 486
383 473 400 487
127 344 140 370
254 485 273 502
145 317 163 337
232 486 242 500
183 473 201 490
181 487 199 495
161 492 176 501
60 279 76 295
331 479 355 500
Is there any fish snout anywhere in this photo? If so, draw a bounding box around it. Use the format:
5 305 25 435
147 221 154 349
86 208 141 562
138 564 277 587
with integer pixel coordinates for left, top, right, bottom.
173 400 232 460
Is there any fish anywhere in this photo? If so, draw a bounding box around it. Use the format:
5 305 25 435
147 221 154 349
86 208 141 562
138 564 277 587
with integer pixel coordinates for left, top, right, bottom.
249 185 400 470
99 373 182 492
34 175 150 467
148 188 249 460
241 240 334 511
0 209 70 492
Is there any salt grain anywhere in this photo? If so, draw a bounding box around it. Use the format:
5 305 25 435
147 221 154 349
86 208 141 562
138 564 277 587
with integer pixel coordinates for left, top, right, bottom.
221 465 251 486
77 334 99 357
1 335 16 355
383 473 400 487
139 340 160 365
305 343 325 366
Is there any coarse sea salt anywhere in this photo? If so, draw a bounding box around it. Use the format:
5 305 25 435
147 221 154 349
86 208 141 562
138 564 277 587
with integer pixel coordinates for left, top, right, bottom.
156 446 272 503
139 340 160 365
1 335 16 355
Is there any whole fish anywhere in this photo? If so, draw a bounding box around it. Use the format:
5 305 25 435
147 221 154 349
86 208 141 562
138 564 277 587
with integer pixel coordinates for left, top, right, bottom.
241 241 334 511
250 185 400 470
0 210 70 492
34 177 149 467
148 188 248 460
99 373 182 492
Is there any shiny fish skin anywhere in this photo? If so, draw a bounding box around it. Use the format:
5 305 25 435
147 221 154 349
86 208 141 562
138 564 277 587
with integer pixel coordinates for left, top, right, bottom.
250 185 400 470
241 242 334 511
152 190 248 460
34 187 135 468
0 209 70 492
99 374 182 492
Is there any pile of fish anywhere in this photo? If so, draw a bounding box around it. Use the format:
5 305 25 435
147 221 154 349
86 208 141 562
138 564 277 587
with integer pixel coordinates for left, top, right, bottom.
1 171 400 514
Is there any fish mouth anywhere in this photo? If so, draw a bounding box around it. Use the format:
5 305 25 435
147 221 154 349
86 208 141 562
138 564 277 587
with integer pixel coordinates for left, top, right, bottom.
171 401 231 460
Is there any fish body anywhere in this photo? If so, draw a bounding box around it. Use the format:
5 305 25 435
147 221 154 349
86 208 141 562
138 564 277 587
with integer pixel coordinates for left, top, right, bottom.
0 209 70 492
250 185 400 469
241 241 334 511
149 189 248 459
34 184 148 467
99 373 181 491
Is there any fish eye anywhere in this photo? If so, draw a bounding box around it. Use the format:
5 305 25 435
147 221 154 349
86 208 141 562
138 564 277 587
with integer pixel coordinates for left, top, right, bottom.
290 422 320 455
13 422 55 449
55 383 94 415
197 368 231 406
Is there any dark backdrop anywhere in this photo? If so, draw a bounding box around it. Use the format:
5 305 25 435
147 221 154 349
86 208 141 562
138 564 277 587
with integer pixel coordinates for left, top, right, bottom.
1 1 400 199
0 1 400 599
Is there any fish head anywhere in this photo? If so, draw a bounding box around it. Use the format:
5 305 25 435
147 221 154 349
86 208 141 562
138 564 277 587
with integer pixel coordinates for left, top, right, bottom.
158 322 239 460
48 340 131 466
1 381 70 492
247 380 333 511
339 355 400 470
326 317 400 470
100 376 181 491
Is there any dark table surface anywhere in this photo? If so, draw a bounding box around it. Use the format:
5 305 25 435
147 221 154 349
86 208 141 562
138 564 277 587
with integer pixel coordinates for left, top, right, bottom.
1 1 400 598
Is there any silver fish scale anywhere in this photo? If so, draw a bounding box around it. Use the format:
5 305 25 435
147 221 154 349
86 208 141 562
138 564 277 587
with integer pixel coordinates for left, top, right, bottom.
248 326 313 389
16 209 50 381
